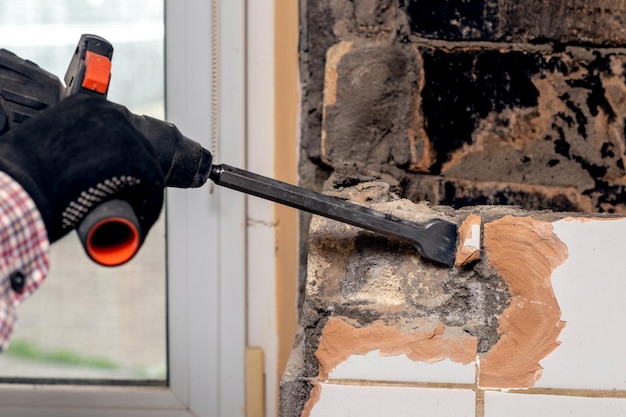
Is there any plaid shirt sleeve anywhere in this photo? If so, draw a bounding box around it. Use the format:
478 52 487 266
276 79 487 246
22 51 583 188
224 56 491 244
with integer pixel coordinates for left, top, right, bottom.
0 171 49 352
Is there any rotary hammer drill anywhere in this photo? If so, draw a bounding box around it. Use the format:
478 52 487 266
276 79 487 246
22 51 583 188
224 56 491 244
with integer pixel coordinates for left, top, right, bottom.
0 34 458 267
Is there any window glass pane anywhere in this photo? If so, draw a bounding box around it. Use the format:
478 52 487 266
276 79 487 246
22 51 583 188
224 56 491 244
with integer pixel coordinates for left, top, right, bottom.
0 0 166 382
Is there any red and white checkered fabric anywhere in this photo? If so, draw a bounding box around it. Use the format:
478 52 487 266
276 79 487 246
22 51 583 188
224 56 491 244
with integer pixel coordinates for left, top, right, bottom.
0 171 49 352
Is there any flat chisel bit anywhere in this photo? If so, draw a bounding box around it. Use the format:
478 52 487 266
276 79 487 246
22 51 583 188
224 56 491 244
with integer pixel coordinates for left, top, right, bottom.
209 164 458 266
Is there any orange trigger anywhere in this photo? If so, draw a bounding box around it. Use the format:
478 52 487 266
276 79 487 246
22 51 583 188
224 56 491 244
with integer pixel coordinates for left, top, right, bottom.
83 50 111 94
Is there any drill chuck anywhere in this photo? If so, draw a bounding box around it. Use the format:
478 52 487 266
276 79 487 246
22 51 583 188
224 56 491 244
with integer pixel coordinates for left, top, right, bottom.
124 110 213 188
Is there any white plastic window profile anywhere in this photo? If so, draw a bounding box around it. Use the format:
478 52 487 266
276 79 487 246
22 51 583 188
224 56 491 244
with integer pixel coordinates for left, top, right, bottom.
0 0 247 415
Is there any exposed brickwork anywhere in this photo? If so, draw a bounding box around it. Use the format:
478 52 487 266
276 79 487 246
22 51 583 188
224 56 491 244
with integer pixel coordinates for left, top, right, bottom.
321 41 421 171
300 0 626 213
405 0 626 44
287 2 626 414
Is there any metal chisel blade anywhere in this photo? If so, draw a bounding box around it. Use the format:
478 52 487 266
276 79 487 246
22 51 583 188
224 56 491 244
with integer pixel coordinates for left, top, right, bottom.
209 164 459 266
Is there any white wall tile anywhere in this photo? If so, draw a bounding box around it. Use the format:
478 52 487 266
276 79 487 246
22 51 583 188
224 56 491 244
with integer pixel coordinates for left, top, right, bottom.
310 383 475 417
485 391 626 417
536 218 626 390
329 350 476 384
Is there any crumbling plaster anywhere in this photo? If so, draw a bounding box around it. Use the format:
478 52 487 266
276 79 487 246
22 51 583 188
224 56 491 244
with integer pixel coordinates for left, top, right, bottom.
281 180 592 416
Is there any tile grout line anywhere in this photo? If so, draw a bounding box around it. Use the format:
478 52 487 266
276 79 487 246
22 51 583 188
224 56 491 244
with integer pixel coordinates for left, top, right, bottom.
475 387 485 417
323 379 626 399
323 378 475 390
506 387 626 398
475 362 483 417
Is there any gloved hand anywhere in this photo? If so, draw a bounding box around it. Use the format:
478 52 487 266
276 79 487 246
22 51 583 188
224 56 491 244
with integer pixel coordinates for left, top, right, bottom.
0 94 165 244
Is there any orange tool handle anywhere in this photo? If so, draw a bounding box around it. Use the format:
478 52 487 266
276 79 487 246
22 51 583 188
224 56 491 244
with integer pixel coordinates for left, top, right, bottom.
77 199 143 267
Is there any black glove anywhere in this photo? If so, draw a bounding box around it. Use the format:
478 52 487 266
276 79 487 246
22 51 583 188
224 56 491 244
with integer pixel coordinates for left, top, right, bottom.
0 94 165 244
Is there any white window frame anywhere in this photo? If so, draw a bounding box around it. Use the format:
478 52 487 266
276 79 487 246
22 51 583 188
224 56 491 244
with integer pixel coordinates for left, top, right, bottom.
0 0 249 415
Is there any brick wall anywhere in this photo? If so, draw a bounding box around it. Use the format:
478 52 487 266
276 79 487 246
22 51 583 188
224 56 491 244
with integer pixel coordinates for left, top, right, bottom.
299 0 626 213
282 1 626 416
